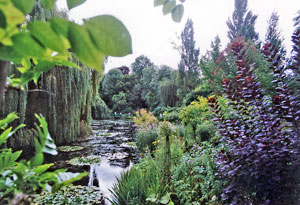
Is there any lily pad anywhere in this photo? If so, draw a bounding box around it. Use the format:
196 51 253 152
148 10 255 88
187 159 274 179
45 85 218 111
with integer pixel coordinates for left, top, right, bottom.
124 141 136 147
57 146 84 152
34 185 104 204
99 133 110 137
68 156 101 166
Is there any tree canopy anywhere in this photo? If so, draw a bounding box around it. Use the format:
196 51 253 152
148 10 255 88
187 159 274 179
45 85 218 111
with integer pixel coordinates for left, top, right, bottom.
226 0 259 41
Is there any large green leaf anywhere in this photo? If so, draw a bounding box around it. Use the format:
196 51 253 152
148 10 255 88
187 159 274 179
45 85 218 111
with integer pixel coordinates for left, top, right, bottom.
8 151 22 167
0 45 22 62
68 23 104 72
67 0 86 10
34 114 58 155
50 18 69 38
12 32 46 58
172 5 184 23
154 0 167 7
0 3 25 26
34 138 42 153
162 0 176 15
33 163 53 175
41 0 56 10
19 70 34 86
12 0 35 14
0 113 18 129
52 56 80 69
31 61 55 84
0 127 12 145
0 2 25 45
30 153 44 167
0 10 6 28
84 15 132 57
28 21 67 54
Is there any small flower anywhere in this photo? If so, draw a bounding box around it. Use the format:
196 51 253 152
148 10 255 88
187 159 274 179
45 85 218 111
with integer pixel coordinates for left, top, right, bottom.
188 160 191 163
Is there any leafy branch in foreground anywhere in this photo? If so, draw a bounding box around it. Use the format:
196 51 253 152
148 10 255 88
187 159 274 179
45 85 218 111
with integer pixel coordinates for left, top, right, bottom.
154 0 185 23
0 0 132 108
0 113 88 203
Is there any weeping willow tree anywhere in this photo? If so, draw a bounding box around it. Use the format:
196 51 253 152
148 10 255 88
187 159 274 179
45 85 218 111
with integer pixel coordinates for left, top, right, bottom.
0 2 94 151
158 78 178 107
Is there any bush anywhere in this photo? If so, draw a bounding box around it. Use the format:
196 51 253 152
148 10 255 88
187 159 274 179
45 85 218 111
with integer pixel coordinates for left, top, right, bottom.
133 109 158 130
133 109 159 154
172 142 224 204
135 127 159 154
152 106 167 118
109 167 147 205
112 121 184 205
161 107 181 123
179 96 215 147
183 83 212 106
109 158 167 205
209 38 300 204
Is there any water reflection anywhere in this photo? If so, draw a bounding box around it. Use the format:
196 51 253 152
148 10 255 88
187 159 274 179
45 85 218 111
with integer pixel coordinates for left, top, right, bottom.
88 159 133 202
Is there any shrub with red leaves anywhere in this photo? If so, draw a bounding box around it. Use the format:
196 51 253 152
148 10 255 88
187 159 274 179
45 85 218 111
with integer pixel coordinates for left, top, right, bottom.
210 35 300 204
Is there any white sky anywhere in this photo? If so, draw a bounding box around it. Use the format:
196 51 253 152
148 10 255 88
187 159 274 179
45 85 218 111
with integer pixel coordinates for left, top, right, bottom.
56 0 300 71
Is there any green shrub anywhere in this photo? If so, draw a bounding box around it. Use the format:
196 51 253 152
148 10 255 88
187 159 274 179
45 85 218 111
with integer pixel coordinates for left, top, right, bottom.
109 158 167 205
133 109 158 130
162 108 180 123
183 83 212 106
111 122 185 205
179 96 215 147
135 127 159 154
172 142 224 204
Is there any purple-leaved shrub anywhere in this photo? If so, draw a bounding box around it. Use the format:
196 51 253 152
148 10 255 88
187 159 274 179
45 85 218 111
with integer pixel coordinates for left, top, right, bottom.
209 32 300 204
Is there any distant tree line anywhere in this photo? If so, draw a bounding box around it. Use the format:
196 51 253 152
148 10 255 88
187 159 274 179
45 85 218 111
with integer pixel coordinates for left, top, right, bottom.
99 0 297 117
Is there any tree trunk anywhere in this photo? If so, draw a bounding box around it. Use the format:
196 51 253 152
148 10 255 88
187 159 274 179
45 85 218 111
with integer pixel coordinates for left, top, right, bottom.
0 60 9 108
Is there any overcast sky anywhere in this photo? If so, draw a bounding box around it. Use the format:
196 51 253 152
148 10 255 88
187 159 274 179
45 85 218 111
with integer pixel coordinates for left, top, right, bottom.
56 0 300 71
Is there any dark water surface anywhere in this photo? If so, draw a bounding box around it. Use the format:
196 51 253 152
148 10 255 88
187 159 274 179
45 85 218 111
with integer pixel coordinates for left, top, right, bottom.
46 120 137 204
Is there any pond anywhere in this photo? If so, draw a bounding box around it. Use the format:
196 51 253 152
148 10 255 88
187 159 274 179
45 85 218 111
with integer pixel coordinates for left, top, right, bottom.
46 119 138 204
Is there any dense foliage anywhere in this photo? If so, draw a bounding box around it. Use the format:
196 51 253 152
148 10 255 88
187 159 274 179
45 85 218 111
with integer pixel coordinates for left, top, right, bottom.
0 113 87 204
109 2 300 205
0 0 135 202
209 35 300 204
1 0 300 204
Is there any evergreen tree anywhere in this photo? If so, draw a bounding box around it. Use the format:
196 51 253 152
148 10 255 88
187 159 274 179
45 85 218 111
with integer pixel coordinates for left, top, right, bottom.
210 35 221 62
227 0 258 41
200 36 225 94
265 11 286 57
